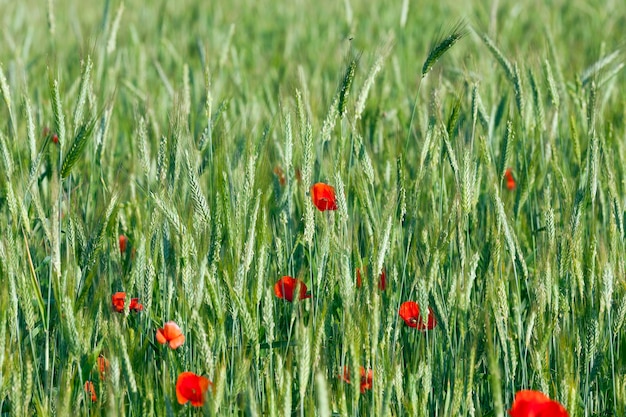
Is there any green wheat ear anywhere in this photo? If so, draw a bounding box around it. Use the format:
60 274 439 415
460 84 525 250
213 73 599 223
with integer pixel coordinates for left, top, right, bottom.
60 119 96 179
422 21 467 77
338 54 360 117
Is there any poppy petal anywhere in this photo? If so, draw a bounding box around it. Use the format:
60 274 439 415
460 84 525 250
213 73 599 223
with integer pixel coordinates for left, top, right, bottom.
378 269 386 291
399 301 436 330
509 390 569 417
359 367 373 393
157 322 185 349
156 328 167 345
310 183 338 211
112 292 126 312
85 381 97 403
98 355 110 380
169 334 186 350
119 234 128 254
505 168 516 190
274 276 310 302
176 372 211 407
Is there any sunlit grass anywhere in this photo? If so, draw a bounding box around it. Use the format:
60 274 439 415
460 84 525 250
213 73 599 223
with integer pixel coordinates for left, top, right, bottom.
0 0 624 416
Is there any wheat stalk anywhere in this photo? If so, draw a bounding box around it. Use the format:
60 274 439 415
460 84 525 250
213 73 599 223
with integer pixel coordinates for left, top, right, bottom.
321 94 339 143
354 40 391 122
0 131 14 179
482 33 514 81
0 64 15 138
528 67 545 129
49 76 66 149
513 62 525 120
185 152 211 229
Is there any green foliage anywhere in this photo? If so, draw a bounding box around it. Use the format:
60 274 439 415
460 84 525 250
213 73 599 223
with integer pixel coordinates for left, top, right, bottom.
0 0 624 416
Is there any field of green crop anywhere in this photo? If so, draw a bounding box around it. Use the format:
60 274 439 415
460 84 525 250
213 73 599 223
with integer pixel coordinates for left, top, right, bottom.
0 0 625 415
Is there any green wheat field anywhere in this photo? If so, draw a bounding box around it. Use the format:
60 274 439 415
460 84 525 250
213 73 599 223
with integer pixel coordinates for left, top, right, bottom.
0 0 625 415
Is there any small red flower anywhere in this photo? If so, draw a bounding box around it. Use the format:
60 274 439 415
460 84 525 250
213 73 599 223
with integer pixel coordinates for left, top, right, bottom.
340 366 373 393
509 390 569 417
119 234 129 254
505 168 516 191
111 292 125 312
273 166 286 186
273 276 311 302
359 367 373 393
97 355 110 380
356 267 386 291
84 381 97 403
176 372 212 407
310 182 337 211
156 321 186 350
399 301 437 330
129 298 143 312
111 292 143 313
44 127 59 144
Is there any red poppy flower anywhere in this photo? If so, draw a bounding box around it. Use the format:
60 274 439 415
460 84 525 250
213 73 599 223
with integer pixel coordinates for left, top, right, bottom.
85 381 97 403
274 276 311 302
340 366 373 393
399 301 437 330
119 234 129 254
111 292 143 313
505 168 516 191
310 182 337 211
356 267 386 291
156 321 186 349
176 372 212 407
97 355 110 380
509 390 569 417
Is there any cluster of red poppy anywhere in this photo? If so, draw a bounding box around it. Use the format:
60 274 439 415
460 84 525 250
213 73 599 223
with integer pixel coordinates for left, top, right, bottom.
99 178 564 413
109 234 212 407
278 182 437 318
108 301 201 404
84 355 110 404
109 292 208 405
111 292 143 313
270 182 441 392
